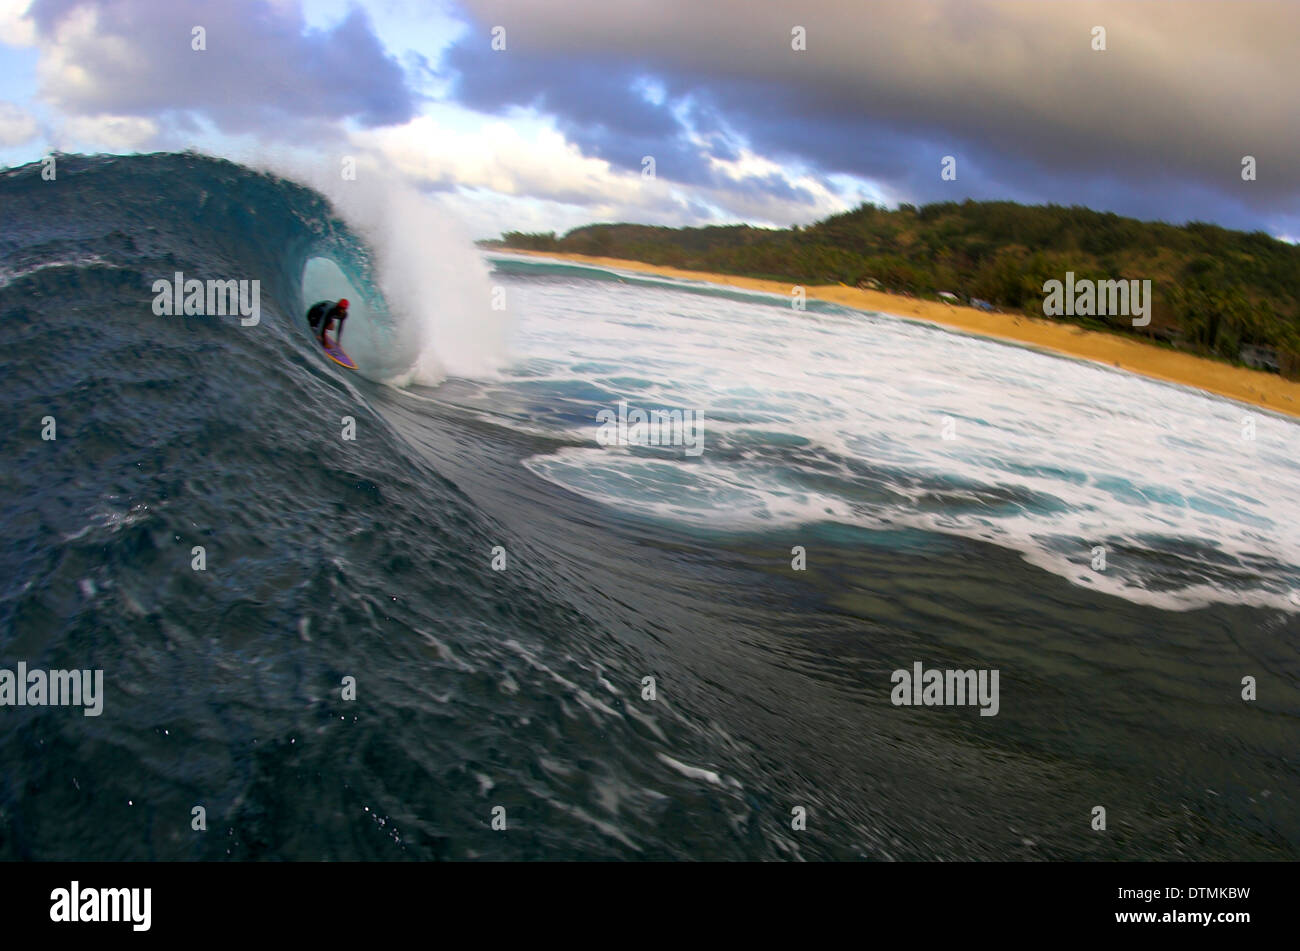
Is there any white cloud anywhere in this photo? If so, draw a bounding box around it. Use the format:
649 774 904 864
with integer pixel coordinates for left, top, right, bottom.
4 0 876 232
0 101 39 146
0 0 36 46
357 114 650 208
33 5 104 108
705 146 857 222
62 114 160 150
349 110 864 236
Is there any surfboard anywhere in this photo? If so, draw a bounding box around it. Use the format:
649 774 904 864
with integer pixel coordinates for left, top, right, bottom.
322 340 357 370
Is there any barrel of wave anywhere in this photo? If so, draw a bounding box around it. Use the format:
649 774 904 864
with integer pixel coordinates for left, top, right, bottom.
300 256 393 378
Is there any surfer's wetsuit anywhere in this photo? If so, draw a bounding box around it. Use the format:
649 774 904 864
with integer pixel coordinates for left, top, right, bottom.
307 300 348 345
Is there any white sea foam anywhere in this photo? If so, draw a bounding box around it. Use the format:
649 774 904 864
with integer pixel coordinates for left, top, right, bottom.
501 258 1300 612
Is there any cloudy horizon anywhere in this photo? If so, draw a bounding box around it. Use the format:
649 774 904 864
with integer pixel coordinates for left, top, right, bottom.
1 0 1296 241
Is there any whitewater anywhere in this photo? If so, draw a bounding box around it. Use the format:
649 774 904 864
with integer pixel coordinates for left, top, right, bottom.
480 255 1300 614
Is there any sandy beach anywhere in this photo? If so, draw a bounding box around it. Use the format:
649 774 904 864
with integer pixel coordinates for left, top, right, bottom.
498 249 1300 421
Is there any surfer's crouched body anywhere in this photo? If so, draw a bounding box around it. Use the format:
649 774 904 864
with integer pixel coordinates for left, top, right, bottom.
307 298 349 346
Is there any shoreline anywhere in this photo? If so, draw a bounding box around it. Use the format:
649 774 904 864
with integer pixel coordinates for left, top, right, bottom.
493 248 1300 420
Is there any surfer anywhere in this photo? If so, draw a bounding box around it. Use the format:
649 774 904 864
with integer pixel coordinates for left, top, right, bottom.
307 298 349 346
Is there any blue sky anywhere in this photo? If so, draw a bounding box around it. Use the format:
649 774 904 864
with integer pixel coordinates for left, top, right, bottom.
1 0 1296 241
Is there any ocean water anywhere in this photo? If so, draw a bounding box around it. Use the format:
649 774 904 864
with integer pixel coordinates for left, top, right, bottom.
1 153 1297 861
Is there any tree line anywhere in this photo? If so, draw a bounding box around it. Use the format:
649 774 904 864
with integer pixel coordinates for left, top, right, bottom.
482 200 1300 377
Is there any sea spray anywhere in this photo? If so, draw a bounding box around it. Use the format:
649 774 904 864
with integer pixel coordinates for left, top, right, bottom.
252 151 510 386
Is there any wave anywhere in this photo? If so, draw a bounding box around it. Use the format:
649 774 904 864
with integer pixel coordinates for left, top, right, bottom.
488 254 1300 614
2 154 1297 861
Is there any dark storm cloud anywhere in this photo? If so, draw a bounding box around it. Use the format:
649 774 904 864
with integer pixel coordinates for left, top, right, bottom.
446 42 831 209
30 0 415 134
444 44 718 187
447 0 1300 231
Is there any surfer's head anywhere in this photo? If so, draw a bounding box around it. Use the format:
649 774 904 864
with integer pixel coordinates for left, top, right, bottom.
337 298 349 311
